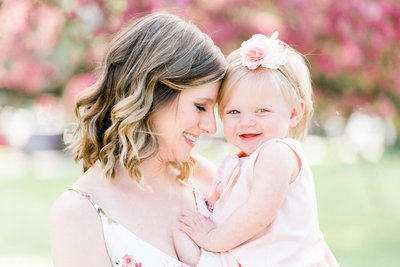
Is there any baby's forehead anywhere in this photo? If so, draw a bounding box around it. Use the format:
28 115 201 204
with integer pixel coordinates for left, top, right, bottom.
236 69 278 86
233 75 280 94
225 77 293 107
227 86 280 104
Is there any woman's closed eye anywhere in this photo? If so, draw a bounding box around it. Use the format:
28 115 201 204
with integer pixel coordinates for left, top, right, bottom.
195 104 206 112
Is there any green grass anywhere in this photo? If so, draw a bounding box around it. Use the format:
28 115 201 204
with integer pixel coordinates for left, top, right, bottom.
0 145 399 266
0 151 81 260
0 177 77 256
312 151 400 267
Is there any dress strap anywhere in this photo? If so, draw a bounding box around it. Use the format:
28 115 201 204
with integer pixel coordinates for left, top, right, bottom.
68 188 106 217
191 187 213 219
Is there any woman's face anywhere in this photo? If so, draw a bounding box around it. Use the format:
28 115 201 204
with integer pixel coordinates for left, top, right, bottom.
152 81 220 162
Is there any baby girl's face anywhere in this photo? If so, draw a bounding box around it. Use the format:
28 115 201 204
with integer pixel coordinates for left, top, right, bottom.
222 79 296 156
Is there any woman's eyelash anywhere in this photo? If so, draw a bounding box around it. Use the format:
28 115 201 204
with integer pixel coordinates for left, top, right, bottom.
227 110 240 114
195 104 206 111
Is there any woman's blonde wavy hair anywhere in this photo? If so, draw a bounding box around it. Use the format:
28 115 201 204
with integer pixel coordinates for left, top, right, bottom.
218 43 313 141
68 13 227 189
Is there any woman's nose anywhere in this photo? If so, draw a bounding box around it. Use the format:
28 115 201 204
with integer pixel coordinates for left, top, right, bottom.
199 109 217 134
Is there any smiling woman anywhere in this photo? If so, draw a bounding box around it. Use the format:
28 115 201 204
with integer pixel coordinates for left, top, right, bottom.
152 82 220 163
49 12 226 267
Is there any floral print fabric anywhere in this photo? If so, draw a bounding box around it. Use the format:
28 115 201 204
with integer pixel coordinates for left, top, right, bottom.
68 188 191 267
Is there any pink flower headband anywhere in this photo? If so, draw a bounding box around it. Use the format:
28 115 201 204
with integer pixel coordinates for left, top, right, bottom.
240 31 287 70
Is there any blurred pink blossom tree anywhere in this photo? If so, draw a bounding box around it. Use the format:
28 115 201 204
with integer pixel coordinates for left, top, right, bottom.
0 0 399 135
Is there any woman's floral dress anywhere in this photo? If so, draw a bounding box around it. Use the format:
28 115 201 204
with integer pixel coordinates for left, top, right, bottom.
69 187 222 267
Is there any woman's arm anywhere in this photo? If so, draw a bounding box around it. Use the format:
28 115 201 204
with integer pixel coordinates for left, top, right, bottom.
173 227 201 266
49 190 112 267
179 142 299 252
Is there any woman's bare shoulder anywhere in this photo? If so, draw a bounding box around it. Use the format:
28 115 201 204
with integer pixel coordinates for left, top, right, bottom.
49 167 99 224
49 189 94 224
49 179 111 266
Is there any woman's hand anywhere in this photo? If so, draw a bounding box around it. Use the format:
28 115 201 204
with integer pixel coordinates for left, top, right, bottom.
178 210 219 252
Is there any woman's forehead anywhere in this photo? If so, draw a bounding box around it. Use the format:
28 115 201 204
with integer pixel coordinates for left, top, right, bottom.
182 82 219 99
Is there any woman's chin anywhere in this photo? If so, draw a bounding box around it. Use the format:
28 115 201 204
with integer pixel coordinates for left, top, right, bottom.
178 150 194 163
176 153 192 163
161 151 191 164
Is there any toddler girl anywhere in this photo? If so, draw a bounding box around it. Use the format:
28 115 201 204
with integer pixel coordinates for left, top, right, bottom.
180 32 339 267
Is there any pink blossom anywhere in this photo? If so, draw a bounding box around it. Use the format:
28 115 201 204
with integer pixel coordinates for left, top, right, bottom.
339 41 363 69
243 46 264 66
5 60 44 92
35 94 58 108
316 55 336 74
240 32 287 70
30 5 65 52
79 0 98 5
2 0 33 36
62 73 97 112
376 96 396 119
360 1 383 23
123 254 133 266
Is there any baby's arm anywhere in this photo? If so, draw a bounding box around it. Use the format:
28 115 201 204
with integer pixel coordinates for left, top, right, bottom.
179 142 299 252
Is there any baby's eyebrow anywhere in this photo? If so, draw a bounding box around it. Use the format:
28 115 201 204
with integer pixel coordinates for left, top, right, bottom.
223 105 238 110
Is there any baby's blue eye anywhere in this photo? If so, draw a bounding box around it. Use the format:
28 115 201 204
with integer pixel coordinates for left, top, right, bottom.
257 108 269 113
228 110 240 114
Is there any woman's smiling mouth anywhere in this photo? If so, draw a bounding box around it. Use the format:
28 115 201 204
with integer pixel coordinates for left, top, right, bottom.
183 132 198 147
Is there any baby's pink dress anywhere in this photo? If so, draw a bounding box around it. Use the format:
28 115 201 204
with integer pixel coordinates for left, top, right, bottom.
210 138 339 267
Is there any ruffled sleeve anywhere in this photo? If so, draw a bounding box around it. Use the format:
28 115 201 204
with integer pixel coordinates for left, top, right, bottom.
208 155 241 206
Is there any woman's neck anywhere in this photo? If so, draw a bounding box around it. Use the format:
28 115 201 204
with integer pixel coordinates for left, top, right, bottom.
111 155 181 190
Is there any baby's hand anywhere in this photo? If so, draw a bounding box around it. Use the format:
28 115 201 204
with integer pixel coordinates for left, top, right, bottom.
178 210 217 251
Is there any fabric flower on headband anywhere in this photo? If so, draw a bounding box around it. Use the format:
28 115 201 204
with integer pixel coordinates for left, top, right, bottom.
240 31 287 70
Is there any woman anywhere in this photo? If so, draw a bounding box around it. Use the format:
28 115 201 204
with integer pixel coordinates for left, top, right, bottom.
49 13 227 267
